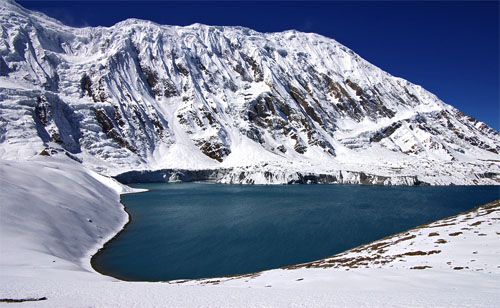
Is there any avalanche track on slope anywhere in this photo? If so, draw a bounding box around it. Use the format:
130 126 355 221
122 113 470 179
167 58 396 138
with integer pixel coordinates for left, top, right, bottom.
0 0 499 184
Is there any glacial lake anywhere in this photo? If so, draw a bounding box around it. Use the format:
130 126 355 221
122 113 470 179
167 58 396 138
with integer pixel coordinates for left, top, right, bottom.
92 183 499 281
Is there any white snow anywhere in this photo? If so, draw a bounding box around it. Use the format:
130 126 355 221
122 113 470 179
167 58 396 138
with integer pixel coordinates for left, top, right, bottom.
1 158 499 307
0 0 498 185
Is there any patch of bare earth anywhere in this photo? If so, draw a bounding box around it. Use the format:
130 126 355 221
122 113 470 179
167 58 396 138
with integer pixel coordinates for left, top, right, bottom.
284 200 499 271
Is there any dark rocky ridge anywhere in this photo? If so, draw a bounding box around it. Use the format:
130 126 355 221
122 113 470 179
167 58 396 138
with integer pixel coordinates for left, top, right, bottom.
114 168 429 186
0 0 498 185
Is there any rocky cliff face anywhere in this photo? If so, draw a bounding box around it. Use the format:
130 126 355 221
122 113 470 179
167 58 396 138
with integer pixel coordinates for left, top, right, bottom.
0 0 498 184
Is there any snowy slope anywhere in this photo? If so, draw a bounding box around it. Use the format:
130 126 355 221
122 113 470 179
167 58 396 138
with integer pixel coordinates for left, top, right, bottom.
0 0 499 184
1 158 499 307
0 157 132 281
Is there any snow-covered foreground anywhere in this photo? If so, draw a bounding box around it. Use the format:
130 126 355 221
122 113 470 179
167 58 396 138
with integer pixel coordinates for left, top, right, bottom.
1 158 499 307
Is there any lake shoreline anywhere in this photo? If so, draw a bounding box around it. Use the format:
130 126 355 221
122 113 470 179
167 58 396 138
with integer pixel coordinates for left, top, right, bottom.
2 159 499 306
90 203 135 281
90 183 499 282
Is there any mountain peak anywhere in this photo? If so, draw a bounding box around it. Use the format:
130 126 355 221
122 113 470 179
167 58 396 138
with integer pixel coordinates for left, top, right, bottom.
0 0 498 185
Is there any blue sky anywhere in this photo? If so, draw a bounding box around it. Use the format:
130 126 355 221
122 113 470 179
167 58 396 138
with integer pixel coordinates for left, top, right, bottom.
19 1 499 129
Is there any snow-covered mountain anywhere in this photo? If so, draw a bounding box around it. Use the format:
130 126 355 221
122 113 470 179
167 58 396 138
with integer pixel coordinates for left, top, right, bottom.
0 0 498 184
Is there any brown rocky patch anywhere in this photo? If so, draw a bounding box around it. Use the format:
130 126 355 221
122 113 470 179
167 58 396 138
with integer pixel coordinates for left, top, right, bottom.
410 265 432 270
196 138 230 162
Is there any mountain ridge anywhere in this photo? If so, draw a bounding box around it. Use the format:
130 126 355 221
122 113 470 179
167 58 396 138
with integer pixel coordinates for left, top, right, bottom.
0 0 498 184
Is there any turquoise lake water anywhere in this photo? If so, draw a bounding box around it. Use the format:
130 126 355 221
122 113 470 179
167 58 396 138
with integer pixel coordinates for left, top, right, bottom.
92 183 499 281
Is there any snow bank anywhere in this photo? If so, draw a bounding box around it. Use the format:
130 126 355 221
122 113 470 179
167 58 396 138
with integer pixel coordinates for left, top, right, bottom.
1 158 499 307
0 157 128 276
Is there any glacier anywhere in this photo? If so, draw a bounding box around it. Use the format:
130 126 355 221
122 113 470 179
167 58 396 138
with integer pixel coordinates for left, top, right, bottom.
0 0 498 184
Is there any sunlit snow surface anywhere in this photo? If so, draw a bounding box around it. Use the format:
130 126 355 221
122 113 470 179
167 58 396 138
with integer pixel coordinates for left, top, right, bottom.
0 0 499 303
1 158 499 307
0 0 499 185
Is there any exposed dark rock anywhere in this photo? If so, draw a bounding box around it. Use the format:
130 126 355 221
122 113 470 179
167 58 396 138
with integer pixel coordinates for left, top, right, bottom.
34 96 51 126
39 147 58 156
0 297 47 303
142 66 159 92
150 113 165 135
95 109 114 133
80 74 92 98
115 168 222 184
113 105 126 127
287 173 338 184
162 79 179 97
196 138 231 162
244 127 265 144
65 151 82 163
370 122 403 142
0 56 10 76
277 145 287 153
90 77 107 103
323 75 350 101
476 172 499 179
224 79 238 92
290 133 307 154
32 95 82 153
346 79 364 97
293 143 307 154
289 86 323 125
51 132 62 144
247 93 276 124
39 149 50 156
176 63 189 76
141 65 179 98
95 108 137 153
114 167 429 186
82 76 108 103
404 88 420 104
240 52 263 81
